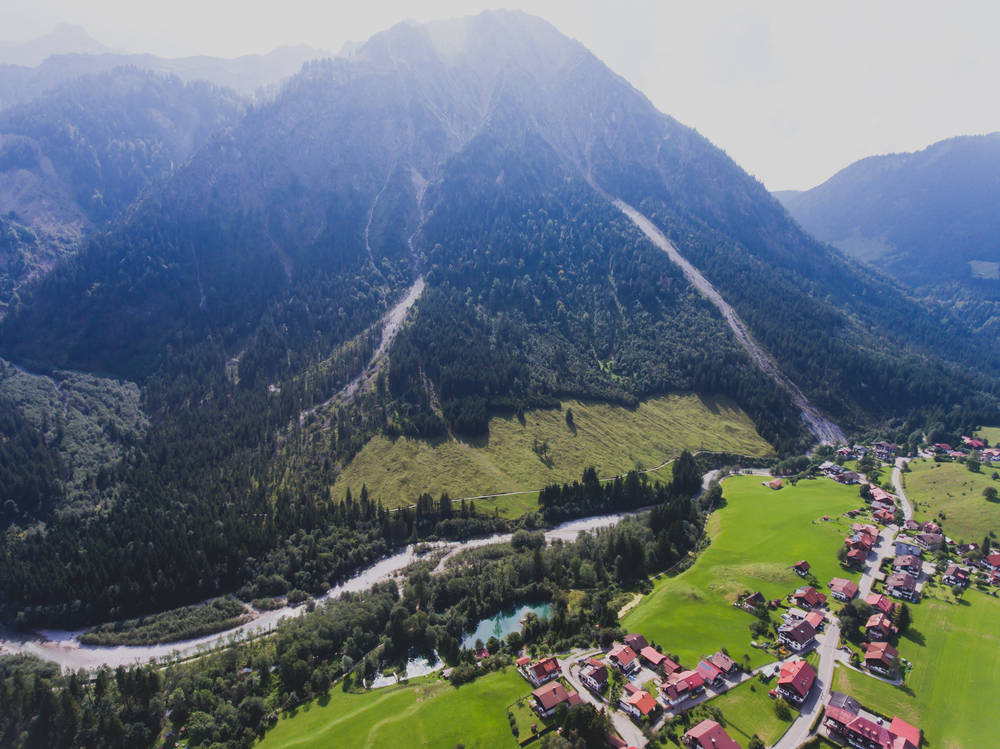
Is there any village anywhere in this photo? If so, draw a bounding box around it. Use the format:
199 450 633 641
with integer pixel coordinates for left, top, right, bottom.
493 435 1000 749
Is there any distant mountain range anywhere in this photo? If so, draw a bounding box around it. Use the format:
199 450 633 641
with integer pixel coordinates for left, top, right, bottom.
0 24 115 67
776 133 1000 332
0 11 997 623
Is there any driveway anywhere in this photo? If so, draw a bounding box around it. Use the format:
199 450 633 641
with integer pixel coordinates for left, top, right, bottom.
772 622 841 749
560 654 648 748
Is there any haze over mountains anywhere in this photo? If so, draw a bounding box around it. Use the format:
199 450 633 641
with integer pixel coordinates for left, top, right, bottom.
0 10 997 627
776 133 1000 334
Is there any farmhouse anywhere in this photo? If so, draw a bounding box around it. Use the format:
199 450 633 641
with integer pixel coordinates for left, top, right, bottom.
865 613 897 641
778 619 817 652
623 633 648 652
885 572 918 601
524 656 560 686
864 641 899 677
791 585 827 609
894 540 922 558
620 683 658 720
640 646 680 675
829 577 860 601
608 644 639 674
682 719 741 749
865 593 895 615
892 555 921 575
580 658 608 692
660 670 705 707
531 682 581 717
695 658 724 688
941 564 970 587
793 560 811 576
823 692 920 749
775 659 816 706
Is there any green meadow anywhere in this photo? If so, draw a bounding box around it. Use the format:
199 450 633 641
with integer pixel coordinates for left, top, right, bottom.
903 458 1000 542
623 475 862 669
333 394 773 509
258 669 528 749
704 678 793 746
831 585 1000 749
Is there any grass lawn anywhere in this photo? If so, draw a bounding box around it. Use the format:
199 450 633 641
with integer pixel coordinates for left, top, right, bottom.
258 669 529 749
706 679 792 746
831 586 1000 749
508 695 553 743
332 394 773 509
622 476 861 669
903 458 1000 542
974 425 1000 445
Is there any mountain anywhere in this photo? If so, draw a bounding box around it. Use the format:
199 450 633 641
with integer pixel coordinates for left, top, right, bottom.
1 11 997 625
0 24 113 67
0 43 330 112
0 67 244 310
776 133 1000 332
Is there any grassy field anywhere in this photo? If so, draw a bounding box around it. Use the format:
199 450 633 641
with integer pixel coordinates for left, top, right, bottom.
974 425 1000 445
622 476 861 669
333 394 773 509
706 679 792 746
258 669 529 749
903 458 1000 542
830 586 1000 749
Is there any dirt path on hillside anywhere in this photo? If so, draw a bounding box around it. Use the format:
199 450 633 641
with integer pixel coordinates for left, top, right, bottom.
613 199 845 446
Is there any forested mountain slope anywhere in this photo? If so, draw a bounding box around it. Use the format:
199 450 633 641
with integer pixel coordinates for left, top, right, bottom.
776 133 1000 334
0 11 996 625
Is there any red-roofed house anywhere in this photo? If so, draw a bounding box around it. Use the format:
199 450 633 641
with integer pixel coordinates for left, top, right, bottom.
886 572 918 601
682 719 741 749
941 564 970 587
893 555 921 575
660 670 705 707
793 560 811 576
865 641 899 677
695 658 724 687
776 659 816 706
824 692 920 749
516 655 531 667
620 684 659 720
981 552 1000 572
865 594 895 615
791 585 827 609
608 644 639 674
889 717 921 749
778 619 817 652
640 646 680 675
829 577 860 601
865 613 897 641
525 656 560 686
708 651 737 674
580 658 608 693
532 682 579 717
623 633 648 652
805 611 825 631
846 547 868 569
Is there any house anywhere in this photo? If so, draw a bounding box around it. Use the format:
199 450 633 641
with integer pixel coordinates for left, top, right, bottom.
846 547 868 569
865 594 895 615
892 555 921 575
845 533 876 554
885 572 918 601
837 446 856 459
793 560 811 576
740 591 767 612
961 435 985 449
695 658 724 687
580 658 608 692
805 611 825 631
903 519 921 532
778 620 817 652
783 607 807 622
869 487 895 505
682 719 742 749
864 641 899 677
941 564 970 587
824 692 920 749
981 552 1000 571
829 577 860 601
767 477 783 490
791 585 827 609
916 532 943 551
707 651 738 675
660 670 705 707
525 656 560 686
955 542 978 558
894 540 922 558
775 659 816 706
865 613 897 641
921 521 941 534
516 655 532 668
531 682 581 717
872 441 899 461
608 644 639 674
834 470 862 485
623 633 648 652
620 683 658 720
640 646 680 675
873 508 894 525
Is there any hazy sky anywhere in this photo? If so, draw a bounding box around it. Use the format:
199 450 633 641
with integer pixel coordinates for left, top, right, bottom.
3 0 998 190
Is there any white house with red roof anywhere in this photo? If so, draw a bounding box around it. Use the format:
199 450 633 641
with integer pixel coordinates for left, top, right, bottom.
531 682 582 717
682 719 742 749
829 577 860 601
660 669 705 707
608 644 639 674
824 691 920 748
523 656 560 686
775 659 816 706
620 683 658 720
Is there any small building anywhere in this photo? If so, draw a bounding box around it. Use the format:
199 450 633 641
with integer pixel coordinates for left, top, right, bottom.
620 684 658 720
941 564 970 587
916 532 943 551
865 613 897 641
894 540 923 558
893 555 922 575
580 658 608 692
682 719 741 749
886 572 918 601
791 585 827 609
873 508 894 524
695 658 724 687
660 670 705 707
740 591 767 612
865 593 895 615
921 521 941 534
640 646 680 675
775 659 816 706
872 441 899 461
767 477 783 490
623 633 648 652
531 682 581 717
864 641 899 677
793 560 811 576
829 577 860 601
982 552 1000 572
834 470 862 485
804 611 825 631
903 520 921 532
846 547 868 569
778 620 817 652
608 644 639 675
524 656 560 686
707 651 738 675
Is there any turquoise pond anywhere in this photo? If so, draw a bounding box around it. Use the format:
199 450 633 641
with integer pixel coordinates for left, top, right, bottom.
461 603 551 649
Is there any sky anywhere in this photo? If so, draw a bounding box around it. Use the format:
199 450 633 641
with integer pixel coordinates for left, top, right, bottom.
2 0 998 190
